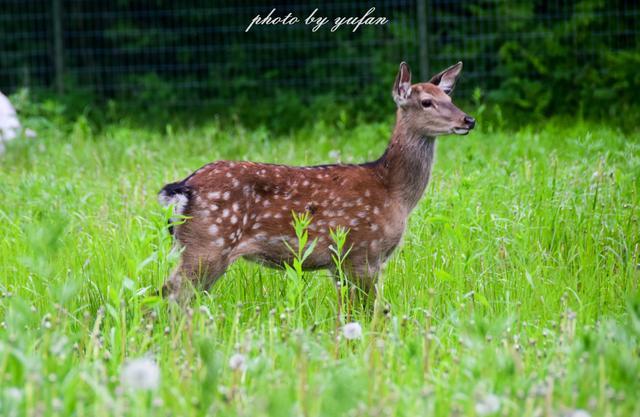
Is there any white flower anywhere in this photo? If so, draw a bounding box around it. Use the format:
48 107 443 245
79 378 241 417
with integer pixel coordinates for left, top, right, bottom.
565 410 591 417
343 322 363 340
228 353 247 371
5 387 23 401
475 393 500 416
121 357 160 391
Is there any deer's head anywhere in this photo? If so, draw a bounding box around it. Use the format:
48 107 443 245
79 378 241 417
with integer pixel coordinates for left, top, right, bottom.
392 62 475 137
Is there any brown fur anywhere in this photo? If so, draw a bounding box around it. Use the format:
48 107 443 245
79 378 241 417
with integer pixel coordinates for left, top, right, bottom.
160 62 475 299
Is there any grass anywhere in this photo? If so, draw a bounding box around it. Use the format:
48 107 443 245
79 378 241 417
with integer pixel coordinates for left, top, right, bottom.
0 116 639 417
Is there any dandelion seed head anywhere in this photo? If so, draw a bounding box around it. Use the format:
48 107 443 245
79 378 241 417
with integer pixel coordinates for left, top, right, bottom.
121 357 160 391
343 322 363 340
474 393 500 416
564 410 591 417
228 353 247 371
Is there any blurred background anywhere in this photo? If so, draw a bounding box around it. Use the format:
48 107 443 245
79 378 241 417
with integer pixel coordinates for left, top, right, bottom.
1 0 639 129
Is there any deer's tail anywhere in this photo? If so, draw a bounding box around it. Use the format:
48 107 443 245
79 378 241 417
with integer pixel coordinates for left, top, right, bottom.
158 180 193 236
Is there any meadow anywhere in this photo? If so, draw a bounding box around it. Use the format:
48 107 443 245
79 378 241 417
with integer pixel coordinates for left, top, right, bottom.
0 115 639 417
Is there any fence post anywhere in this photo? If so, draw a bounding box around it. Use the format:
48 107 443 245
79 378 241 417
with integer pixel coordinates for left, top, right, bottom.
417 0 429 80
52 0 64 94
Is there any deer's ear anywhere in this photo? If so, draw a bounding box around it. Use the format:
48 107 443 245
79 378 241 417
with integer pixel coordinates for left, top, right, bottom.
392 62 412 106
429 62 463 95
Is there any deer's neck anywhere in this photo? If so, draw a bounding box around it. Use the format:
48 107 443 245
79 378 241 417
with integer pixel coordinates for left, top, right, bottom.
375 117 436 211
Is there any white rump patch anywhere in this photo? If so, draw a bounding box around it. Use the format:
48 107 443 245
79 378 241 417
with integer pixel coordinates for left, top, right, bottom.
158 191 188 216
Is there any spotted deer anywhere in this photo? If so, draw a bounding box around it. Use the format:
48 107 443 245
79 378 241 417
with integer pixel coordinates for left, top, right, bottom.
159 62 475 299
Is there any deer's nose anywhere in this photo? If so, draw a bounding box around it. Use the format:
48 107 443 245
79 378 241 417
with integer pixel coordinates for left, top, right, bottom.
464 116 476 129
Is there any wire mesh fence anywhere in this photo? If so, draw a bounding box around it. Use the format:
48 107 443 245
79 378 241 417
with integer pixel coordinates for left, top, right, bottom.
1 1 638 109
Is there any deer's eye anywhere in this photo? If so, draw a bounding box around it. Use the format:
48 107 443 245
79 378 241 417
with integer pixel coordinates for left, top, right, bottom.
421 99 433 108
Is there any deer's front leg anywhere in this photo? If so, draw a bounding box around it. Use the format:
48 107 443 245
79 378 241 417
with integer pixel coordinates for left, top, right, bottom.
163 248 230 302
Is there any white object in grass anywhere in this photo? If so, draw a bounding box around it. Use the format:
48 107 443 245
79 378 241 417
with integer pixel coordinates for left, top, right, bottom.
228 353 247 371
0 91 36 154
121 357 160 391
474 393 500 416
343 322 363 340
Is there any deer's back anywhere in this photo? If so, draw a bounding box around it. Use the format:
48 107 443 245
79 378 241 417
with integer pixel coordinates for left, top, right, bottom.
173 160 407 271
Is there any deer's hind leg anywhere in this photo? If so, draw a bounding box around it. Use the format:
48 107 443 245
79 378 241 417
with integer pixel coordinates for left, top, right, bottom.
331 258 382 317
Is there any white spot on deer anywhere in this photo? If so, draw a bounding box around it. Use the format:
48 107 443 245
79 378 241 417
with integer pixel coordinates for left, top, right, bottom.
329 220 337 228
231 178 240 188
364 189 371 197
263 200 271 207
356 197 364 205
243 185 252 195
252 223 262 230
208 224 219 236
210 204 219 211
214 238 225 247
255 232 267 241
274 213 282 219
349 219 359 227
263 212 272 219
232 202 240 212
230 215 238 224
357 212 367 218
223 191 230 200
256 195 262 203
302 180 309 186
243 214 248 225
235 241 250 252
370 224 379 232
373 206 380 215
222 209 230 218
225 172 232 178
216 218 223 224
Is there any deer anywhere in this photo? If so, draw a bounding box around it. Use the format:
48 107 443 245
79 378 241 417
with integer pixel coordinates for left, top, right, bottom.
158 62 475 301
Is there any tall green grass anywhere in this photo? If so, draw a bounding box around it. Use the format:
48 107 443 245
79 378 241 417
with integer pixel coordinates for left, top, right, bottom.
0 118 639 416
